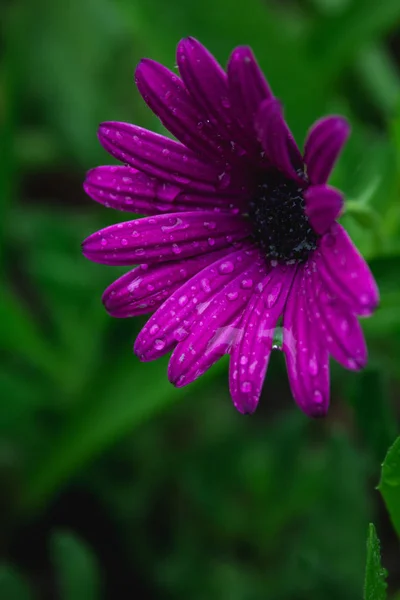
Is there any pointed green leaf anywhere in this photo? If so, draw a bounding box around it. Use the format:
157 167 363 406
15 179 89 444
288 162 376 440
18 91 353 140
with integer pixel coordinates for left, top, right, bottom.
364 524 387 600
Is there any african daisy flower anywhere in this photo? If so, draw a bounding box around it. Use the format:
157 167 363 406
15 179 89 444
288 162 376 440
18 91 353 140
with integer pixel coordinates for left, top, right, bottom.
82 38 379 417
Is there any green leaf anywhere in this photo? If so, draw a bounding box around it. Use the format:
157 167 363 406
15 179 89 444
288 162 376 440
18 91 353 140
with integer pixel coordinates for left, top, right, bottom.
51 531 101 600
378 437 400 537
364 524 387 600
0 564 34 600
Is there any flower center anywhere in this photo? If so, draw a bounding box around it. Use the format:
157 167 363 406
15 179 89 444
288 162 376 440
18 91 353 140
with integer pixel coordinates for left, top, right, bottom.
249 171 318 264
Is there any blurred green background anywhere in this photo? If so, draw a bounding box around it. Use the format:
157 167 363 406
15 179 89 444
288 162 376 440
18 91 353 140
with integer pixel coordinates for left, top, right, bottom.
1 0 400 598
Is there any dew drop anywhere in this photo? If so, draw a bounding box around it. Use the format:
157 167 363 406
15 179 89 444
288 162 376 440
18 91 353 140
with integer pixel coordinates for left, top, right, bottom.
101 238 108 246
200 278 211 293
227 291 239 301
240 381 252 393
313 389 323 403
149 324 160 335
241 279 253 289
172 244 182 255
308 357 318 376
121 238 128 246
178 295 188 307
154 338 166 351
218 261 234 274
240 356 248 365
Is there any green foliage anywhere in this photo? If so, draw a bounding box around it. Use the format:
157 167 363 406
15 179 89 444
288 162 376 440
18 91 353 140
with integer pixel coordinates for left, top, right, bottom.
379 437 400 538
51 531 101 600
0 566 34 600
1 0 400 597
364 524 387 600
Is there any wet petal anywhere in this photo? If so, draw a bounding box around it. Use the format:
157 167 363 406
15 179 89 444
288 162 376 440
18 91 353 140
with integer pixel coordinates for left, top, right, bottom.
283 268 330 418
227 46 272 135
134 245 258 361
103 248 232 317
229 265 296 414
315 223 379 316
98 122 220 189
168 259 266 387
84 166 246 215
305 262 367 370
84 166 179 214
255 99 304 183
135 58 231 163
304 116 350 185
177 38 247 155
82 211 251 266
304 184 343 235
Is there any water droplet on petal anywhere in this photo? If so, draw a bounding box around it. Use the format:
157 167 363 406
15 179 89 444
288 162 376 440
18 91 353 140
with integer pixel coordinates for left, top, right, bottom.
240 356 248 365
178 295 188 307
150 324 160 335
172 244 181 255
240 381 252 393
313 389 323 403
308 357 318 375
154 338 166 351
241 279 253 289
101 238 108 246
218 261 234 274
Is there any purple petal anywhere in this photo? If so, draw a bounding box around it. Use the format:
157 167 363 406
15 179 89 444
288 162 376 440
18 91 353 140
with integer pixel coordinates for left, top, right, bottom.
255 99 304 183
98 122 221 190
304 116 350 185
168 259 267 387
314 223 379 316
304 184 343 235
84 166 180 214
283 268 330 418
84 166 246 215
177 38 247 157
135 58 230 163
103 248 232 317
82 211 251 266
134 245 258 361
229 265 296 415
227 46 272 138
304 262 367 370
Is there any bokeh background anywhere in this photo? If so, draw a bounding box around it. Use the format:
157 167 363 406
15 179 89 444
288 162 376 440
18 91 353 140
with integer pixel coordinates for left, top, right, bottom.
1 0 400 598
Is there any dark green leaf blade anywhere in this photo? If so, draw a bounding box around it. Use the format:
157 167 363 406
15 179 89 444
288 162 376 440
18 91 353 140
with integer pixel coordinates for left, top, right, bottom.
364 524 387 600
378 437 400 537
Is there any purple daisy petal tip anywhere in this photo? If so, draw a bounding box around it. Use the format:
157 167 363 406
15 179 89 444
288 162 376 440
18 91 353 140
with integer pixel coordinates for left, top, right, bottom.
304 116 351 185
304 185 343 235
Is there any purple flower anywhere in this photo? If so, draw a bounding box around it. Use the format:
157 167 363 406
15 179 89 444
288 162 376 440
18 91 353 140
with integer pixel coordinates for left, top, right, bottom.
82 38 379 418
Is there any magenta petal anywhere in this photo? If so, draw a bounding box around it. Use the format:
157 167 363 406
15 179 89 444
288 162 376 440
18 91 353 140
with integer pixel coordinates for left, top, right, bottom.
97 122 220 189
84 166 180 214
255 99 304 183
134 245 258 361
304 116 350 185
84 166 246 215
82 211 251 266
315 223 379 316
304 185 343 235
283 268 330 418
229 265 296 414
103 248 232 317
168 259 266 387
304 263 367 370
135 59 229 163
177 38 246 156
228 46 272 136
